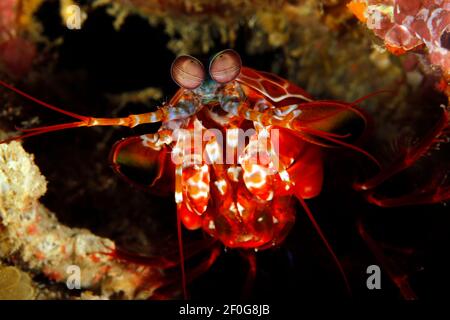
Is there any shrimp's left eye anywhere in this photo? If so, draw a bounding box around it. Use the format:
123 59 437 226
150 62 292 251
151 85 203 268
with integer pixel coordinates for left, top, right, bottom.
209 49 242 84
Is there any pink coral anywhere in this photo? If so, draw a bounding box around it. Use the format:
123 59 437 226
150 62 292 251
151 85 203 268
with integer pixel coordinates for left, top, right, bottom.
349 0 450 77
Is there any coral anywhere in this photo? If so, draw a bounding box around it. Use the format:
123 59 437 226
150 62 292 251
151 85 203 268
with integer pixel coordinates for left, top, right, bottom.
0 141 163 299
92 0 275 53
348 0 450 81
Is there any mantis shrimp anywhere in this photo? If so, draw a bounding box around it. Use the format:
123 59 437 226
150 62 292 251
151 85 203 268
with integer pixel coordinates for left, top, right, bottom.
0 49 390 298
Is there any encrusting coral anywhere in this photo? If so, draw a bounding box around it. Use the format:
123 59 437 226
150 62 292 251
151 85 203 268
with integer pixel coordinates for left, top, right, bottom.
0 141 163 299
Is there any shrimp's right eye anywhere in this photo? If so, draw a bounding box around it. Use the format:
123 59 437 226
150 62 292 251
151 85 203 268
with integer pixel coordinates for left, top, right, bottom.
171 55 205 90
209 49 242 84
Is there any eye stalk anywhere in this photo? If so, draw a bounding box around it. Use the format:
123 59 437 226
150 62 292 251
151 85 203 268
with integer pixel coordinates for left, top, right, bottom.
209 49 242 84
171 55 205 90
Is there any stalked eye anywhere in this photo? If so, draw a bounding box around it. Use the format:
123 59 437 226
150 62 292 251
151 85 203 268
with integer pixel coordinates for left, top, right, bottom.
171 55 205 89
209 49 242 84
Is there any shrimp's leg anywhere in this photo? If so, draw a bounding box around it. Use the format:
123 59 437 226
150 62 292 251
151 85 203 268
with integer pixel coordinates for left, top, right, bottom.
150 245 221 299
174 163 188 298
0 81 199 143
240 251 257 299
171 123 214 298
96 240 220 299
232 100 379 166
355 107 449 207
357 219 418 300
365 182 450 207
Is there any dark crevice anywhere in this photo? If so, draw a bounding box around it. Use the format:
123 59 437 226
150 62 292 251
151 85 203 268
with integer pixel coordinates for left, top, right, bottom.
440 29 450 50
